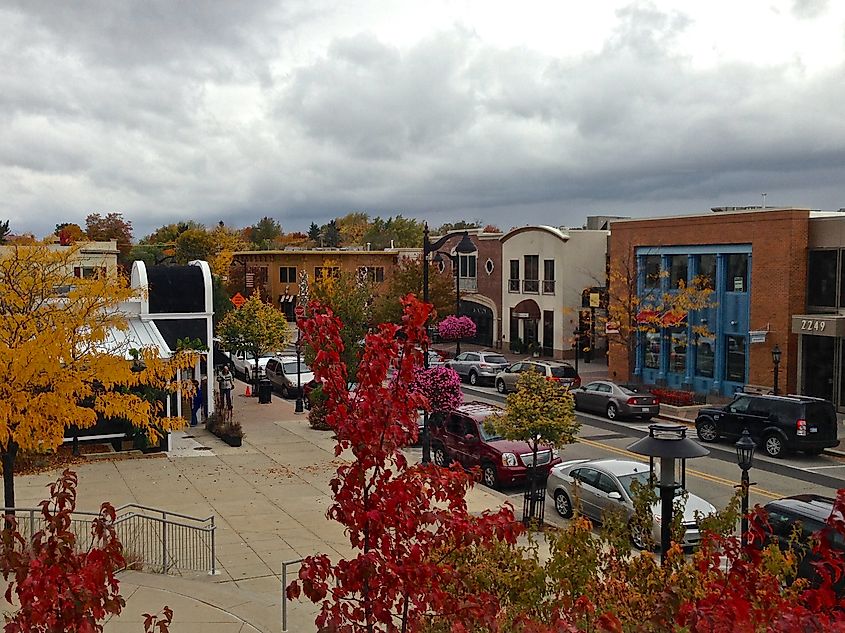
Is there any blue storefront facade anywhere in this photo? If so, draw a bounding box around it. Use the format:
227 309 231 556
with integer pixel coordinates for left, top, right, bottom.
634 244 752 397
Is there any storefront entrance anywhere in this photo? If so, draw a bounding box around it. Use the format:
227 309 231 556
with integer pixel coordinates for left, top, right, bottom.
793 314 845 412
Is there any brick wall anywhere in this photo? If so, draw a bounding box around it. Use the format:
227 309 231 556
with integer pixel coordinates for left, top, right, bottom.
608 209 810 392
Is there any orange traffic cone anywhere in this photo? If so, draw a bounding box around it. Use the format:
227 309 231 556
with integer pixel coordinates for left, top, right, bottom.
245 385 251 397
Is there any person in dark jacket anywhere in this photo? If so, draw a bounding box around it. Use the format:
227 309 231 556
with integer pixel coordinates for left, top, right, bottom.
190 379 202 427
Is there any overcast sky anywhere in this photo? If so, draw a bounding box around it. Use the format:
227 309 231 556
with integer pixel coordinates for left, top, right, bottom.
2 0 844 238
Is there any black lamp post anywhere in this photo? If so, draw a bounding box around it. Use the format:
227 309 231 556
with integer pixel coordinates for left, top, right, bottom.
432 234 476 356
421 226 476 464
628 424 709 563
771 344 781 396
735 429 756 547
294 329 304 414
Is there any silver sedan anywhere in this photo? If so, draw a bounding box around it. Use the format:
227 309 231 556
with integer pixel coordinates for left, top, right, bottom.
546 458 716 549
573 381 660 421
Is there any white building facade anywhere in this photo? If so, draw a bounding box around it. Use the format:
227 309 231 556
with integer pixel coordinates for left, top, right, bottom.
501 226 609 358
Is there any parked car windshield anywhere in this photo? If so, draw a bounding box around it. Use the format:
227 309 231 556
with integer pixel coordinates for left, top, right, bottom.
551 365 577 378
283 362 312 373
483 355 508 364
617 471 652 497
479 421 503 442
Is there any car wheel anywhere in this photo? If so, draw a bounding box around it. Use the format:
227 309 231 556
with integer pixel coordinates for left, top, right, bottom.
433 444 450 467
606 402 618 420
496 379 507 394
481 462 498 489
805 447 825 456
469 371 479 386
629 519 651 551
640 416 652 422
554 490 573 519
696 419 718 442
763 433 785 458
280 385 289 399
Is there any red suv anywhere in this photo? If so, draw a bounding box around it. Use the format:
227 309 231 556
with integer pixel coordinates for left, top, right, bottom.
429 402 562 489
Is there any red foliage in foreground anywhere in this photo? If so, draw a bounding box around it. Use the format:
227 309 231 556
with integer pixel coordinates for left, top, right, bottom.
0 469 171 633
288 295 522 632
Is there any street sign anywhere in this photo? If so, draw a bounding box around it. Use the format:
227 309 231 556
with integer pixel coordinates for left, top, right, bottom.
589 292 600 308
230 292 246 308
294 305 305 318
605 320 620 334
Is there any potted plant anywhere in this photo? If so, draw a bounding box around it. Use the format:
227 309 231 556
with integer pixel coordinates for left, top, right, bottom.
527 340 540 357
207 410 245 447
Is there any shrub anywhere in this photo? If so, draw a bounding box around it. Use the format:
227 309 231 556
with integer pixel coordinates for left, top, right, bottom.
437 315 477 341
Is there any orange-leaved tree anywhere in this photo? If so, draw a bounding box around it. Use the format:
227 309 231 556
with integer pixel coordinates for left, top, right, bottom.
0 244 197 509
606 250 715 380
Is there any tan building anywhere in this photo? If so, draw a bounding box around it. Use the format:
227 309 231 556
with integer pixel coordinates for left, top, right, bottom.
231 247 421 320
0 239 120 278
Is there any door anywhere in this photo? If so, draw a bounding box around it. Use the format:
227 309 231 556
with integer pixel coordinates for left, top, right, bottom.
504 363 523 391
744 397 774 440
524 319 539 348
265 359 280 390
578 382 601 412
719 395 755 440
444 414 467 466
593 383 613 412
571 467 603 519
450 352 469 377
543 310 554 356
461 417 482 470
593 471 626 518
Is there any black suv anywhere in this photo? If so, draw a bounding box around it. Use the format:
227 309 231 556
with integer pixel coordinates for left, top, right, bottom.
695 394 839 458
760 495 845 595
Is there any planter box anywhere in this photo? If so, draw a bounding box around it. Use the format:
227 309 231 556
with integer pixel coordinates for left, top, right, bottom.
220 433 242 447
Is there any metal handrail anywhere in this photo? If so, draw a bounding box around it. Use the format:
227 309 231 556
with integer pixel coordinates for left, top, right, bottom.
2 504 216 576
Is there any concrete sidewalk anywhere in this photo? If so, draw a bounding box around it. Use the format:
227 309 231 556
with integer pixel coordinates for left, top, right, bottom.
10 379 518 632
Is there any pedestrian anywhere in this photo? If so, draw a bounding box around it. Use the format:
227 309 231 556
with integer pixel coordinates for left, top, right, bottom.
190 379 202 427
219 365 234 410
200 376 208 422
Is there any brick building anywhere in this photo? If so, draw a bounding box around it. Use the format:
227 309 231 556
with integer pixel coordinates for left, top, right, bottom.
608 208 812 397
429 228 504 348
230 247 420 321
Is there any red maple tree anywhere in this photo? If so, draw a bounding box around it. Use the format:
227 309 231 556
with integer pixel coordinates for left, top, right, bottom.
0 469 171 633
287 295 522 632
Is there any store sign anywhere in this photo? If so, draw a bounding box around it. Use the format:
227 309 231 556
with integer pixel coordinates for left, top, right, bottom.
791 315 845 337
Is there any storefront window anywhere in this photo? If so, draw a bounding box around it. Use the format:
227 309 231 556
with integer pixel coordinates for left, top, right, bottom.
808 249 838 308
697 254 716 289
696 336 715 378
725 254 748 293
669 330 687 373
725 335 746 382
643 255 661 289
669 256 688 289
644 332 660 369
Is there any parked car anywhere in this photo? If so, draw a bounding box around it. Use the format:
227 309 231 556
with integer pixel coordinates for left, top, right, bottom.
546 458 716 549
429 401 562 488
265 356 315 398
695 394 839 458
226 350 275 381
573 381 660 421
444 351 510 386
495 360 581 394
759 495 845 595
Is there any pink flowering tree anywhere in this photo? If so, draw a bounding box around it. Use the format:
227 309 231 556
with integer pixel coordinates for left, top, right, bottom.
411 366 463 413
438 315 477 341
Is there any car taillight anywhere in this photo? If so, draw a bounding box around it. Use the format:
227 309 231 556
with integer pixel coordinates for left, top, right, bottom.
547 376 560 382
627 397 637 405
479 363 491 368
653 397 660 404
797 419 807 436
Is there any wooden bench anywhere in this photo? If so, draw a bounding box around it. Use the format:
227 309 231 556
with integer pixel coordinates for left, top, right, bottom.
740 384 773 395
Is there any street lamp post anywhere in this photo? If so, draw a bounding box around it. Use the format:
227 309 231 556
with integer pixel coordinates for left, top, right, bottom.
294 330 304 414
421 225 477 464
628 424 709 563
771 344 781 396
735 429 756 547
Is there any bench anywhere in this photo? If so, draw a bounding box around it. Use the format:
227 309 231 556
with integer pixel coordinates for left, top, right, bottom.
740 384 773 395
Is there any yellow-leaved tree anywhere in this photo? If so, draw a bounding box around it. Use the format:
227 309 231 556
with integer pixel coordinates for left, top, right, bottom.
0 244 197 508
216 290 291 394
488 370 579 524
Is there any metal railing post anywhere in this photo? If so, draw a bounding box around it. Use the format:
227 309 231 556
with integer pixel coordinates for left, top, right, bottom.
161 510 168 573
28 510 35 541
209 516 216 575
282 562 287 632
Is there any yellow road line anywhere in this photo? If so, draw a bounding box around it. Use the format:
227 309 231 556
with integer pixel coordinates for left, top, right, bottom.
574 436 782 500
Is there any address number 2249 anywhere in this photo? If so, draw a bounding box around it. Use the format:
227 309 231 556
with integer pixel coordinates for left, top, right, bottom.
801 319 827 332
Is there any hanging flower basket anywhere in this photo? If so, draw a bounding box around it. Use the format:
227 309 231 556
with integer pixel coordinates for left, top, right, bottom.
411 366 463 413
437 315 477 341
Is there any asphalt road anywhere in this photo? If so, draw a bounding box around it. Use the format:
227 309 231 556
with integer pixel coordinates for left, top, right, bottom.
459 384 845 519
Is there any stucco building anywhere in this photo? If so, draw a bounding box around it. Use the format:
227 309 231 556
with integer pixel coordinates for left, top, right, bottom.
500 226 610 358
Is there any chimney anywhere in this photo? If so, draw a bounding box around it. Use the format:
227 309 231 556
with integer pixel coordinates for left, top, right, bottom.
390 240 395 249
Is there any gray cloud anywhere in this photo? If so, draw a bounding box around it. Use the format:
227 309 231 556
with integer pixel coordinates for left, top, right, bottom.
1 1 843 238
